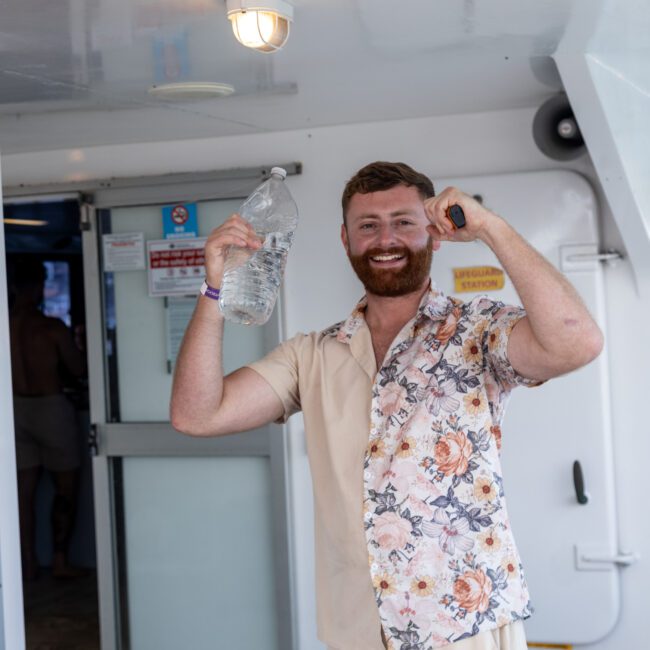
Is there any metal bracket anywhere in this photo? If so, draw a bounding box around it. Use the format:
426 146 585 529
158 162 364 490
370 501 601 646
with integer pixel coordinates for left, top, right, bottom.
79 203 93 231
566 250 624 263
560 244 623 272
575 544 639 571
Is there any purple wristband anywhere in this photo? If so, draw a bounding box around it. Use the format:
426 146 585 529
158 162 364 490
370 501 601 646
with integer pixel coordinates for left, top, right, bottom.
200 280 220 300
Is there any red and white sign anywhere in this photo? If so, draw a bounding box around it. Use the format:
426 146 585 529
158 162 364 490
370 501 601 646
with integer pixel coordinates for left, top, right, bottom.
170 205 189 225
102 232 145 272
147 237 207 297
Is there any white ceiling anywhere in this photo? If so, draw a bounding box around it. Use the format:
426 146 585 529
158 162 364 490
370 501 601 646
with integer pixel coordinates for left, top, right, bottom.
0 0 582 154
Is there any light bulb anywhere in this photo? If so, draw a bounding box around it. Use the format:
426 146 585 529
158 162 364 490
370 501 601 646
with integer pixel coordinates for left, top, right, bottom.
232 11 277 49
226 1 293 52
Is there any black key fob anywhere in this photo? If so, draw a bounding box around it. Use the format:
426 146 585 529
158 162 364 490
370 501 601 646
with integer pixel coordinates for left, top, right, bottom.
447 204 466 229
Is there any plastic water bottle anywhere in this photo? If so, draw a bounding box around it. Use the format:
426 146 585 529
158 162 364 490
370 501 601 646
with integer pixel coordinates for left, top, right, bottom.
219 167 299 325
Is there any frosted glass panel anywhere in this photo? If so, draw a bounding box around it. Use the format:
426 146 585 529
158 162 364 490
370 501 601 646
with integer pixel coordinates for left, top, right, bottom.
122 456 278 650
109 199 266 421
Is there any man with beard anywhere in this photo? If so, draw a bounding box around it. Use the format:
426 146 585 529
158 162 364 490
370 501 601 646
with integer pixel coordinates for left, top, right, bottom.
171 162 603 650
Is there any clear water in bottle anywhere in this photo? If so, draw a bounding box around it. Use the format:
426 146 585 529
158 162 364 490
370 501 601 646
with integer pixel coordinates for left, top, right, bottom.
219 168 298 325
219 232 293 325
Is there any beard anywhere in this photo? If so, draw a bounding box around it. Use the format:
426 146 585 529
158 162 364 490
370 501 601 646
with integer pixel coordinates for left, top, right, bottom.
348 238 433 297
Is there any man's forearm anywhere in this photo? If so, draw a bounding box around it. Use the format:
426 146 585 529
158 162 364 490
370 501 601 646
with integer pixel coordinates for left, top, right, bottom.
170 295 226 434
479 216 603 361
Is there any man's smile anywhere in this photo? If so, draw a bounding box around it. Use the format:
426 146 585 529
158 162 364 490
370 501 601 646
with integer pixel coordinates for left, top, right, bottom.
365 247 410 268
369 252 406 266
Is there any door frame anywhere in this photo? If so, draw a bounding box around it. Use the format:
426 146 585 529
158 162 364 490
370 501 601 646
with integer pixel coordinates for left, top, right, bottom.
6 164 301 650
0 193 26 650
1 190 87 650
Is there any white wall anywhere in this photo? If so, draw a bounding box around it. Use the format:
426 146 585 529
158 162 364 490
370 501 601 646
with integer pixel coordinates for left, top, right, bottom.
3 107 646 649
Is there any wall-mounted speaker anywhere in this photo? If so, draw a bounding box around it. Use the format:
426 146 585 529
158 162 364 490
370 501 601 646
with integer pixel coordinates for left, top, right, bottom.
533 92 586 161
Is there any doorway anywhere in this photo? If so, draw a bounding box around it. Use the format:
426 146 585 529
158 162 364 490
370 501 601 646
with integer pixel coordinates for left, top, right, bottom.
4 198 100 650
3 165 299 649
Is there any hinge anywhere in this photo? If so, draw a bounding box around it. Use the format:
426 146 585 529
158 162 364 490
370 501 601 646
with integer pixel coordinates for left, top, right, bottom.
88 423 99 457
79 203 93 232
575 544 639 571
560 244 623 272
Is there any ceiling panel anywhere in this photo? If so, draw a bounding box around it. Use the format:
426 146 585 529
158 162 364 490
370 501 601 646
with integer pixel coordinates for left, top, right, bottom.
0 0 582 153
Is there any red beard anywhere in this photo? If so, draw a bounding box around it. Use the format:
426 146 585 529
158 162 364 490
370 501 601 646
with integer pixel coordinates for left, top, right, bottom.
348 239 432 297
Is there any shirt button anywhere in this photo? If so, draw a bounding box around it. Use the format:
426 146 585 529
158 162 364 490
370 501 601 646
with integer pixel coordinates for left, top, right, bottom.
371 563 378 572
364 471 371 481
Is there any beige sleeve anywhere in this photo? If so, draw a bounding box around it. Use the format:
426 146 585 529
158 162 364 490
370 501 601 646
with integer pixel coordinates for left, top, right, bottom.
246 334 304 423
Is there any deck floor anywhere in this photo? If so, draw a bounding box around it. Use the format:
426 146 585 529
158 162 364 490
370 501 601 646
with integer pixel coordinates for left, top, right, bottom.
23 569 100 650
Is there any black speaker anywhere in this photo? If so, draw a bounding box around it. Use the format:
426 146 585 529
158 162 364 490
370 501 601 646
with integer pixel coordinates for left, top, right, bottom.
533 93 586 161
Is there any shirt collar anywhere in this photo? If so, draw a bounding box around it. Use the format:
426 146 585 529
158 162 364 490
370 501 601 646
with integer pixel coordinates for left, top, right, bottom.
336 281 453 344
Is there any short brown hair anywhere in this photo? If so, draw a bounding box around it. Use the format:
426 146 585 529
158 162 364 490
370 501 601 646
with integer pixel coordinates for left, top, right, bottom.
341 161 435 221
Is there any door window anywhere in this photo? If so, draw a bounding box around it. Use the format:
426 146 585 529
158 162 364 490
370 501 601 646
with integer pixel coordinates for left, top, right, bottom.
101 199 265 422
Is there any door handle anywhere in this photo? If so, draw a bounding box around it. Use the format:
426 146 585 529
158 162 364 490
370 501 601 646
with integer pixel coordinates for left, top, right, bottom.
573 460 589 504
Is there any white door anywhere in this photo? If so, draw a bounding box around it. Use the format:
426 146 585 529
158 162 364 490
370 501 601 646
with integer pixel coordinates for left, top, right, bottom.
433 170 620 645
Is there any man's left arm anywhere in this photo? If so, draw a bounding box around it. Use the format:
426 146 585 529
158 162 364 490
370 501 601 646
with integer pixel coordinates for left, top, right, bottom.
425 188 604 382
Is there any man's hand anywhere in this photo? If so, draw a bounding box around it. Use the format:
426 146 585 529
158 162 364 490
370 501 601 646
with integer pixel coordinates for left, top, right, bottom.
204 214 262 286
424 187 495 244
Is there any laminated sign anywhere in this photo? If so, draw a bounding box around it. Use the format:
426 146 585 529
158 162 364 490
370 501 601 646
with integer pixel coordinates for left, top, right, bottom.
453 266 505 293
162 203 198 240
102 232 145 272
147 237 206 297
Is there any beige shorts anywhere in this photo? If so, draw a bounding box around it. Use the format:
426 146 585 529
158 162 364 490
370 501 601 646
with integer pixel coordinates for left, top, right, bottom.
13 394 81 472
446 621 527 650
328 620 527 650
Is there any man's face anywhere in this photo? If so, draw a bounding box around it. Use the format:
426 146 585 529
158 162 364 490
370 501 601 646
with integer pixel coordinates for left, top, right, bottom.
341 184 440 297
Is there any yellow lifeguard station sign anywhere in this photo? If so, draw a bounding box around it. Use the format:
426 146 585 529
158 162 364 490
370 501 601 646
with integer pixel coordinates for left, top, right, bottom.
453 266 505 293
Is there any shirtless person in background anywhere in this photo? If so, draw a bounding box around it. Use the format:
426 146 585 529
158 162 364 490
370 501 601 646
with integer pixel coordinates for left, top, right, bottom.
9 259 86 580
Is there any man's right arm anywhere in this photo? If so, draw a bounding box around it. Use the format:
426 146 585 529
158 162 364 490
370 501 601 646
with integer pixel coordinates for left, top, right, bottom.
170 214 285 437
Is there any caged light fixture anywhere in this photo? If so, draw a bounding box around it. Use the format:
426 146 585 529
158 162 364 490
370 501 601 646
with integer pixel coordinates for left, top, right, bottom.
226 0 294 52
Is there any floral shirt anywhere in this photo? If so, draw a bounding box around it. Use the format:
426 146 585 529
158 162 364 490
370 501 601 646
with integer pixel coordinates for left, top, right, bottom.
248 283 541 649
340 284 541 649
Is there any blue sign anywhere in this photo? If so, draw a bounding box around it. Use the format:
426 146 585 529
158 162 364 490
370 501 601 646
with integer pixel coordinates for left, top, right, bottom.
162 203 198 240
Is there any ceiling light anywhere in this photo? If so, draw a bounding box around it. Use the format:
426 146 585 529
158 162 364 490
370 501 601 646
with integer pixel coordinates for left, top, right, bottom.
226 0 293 52
3 219 48 226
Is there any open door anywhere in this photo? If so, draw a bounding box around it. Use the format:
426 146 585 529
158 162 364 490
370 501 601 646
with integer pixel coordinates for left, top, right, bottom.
2 193 97 649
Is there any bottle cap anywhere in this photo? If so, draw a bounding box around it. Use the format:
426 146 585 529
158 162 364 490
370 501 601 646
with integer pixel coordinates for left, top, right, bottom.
270 166 287 179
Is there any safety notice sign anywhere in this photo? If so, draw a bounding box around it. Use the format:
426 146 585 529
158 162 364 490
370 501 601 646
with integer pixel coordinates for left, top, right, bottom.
102 232 145 272
147 237 206 297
